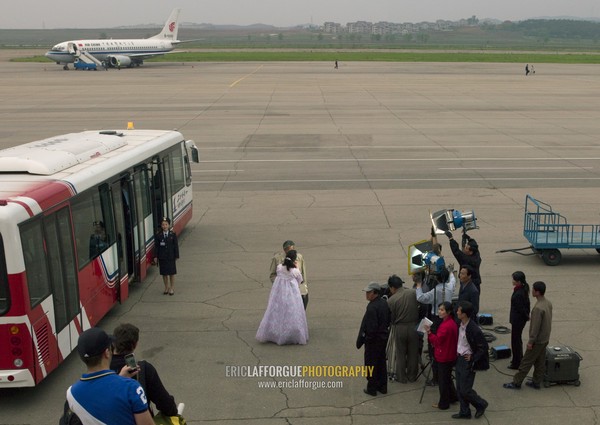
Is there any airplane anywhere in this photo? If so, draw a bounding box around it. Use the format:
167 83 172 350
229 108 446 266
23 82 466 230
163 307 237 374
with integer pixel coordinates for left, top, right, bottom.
45 8 185 69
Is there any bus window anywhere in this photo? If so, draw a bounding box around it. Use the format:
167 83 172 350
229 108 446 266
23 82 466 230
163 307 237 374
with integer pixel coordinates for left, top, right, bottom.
133 169 151 269
0 234 9 315
20 219 52 308
170 146 185 194
162 158 173 219
71 189 110 268
151 163 163 232
134 168 151 220
99 184 116 251
44 208 79 331
183 151 192 186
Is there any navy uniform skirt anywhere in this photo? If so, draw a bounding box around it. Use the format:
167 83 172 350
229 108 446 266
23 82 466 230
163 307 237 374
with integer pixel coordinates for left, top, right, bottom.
159 259 177 276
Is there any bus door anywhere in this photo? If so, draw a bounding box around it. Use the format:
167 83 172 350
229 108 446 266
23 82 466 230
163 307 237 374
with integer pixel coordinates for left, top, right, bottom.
150 158 172 230
150 161 162 232
111 177 136 282
161 157 174 223
110 181 126 298
0 234 7 317
132 167 152 280
41 207 79 374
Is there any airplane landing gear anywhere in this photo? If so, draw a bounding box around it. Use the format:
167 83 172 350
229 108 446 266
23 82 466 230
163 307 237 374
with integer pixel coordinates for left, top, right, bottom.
63 64 69 70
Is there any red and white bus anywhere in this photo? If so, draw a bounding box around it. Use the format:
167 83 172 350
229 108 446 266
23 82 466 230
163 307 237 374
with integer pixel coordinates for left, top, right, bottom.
0 129 199 387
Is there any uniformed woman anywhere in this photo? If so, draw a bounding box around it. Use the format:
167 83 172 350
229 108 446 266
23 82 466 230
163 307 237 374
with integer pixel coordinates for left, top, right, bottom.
154 217 179 295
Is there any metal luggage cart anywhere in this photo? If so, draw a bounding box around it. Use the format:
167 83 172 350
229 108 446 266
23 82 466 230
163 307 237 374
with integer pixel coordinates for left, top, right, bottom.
499 194 600 266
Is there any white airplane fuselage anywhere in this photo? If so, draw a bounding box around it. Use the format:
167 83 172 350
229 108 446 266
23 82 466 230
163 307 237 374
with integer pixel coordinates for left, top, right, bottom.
44 8 181 68
45 39 175 65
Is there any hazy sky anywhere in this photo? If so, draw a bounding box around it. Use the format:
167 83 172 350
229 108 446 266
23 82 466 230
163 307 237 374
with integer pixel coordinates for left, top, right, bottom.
2 0 599 29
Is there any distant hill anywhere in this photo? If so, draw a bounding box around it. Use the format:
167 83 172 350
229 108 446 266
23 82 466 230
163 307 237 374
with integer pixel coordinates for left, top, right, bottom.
529 16 600 22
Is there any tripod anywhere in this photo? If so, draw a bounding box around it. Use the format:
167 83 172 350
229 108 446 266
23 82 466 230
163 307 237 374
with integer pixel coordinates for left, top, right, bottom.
418 353 433 404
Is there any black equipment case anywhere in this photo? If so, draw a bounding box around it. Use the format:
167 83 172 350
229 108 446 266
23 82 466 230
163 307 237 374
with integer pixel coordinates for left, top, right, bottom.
544 345 581 387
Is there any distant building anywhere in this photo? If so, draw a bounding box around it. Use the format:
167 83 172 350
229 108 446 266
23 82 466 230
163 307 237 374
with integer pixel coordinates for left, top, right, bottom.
373 21 394 35
347 21 372 34
324 16 480 36
323 22 343 33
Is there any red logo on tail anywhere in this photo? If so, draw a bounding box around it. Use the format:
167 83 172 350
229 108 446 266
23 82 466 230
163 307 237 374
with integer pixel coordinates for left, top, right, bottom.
169 22 175 32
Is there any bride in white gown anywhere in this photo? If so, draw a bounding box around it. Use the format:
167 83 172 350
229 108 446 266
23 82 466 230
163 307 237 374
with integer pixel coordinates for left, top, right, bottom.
256 250 309 345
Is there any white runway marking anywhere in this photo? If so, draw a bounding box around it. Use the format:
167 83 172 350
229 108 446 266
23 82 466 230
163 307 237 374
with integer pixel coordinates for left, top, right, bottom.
197 145 600 151
439 167 593 170
192 170 244 173
199 157 600 163
193 177 600 184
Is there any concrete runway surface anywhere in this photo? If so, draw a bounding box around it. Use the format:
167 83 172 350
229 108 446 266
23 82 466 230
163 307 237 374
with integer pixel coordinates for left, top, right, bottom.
0 56 599 424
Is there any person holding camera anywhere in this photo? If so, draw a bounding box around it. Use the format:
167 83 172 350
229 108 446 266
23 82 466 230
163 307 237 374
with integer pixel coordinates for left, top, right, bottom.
110 323 178 417
67 327 154 425
445 230 482 294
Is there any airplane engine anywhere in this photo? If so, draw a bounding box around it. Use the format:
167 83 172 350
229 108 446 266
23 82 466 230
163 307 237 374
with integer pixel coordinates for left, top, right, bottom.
108 55 132 68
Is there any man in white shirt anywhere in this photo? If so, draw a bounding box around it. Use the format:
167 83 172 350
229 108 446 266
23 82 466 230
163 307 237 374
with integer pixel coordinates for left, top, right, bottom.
453 301 489 420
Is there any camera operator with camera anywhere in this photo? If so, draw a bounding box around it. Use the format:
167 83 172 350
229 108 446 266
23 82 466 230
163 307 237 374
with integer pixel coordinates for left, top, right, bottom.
445 230 482 294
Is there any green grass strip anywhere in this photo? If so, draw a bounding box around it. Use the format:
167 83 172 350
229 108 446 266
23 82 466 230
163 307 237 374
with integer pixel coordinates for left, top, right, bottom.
13 51 600 64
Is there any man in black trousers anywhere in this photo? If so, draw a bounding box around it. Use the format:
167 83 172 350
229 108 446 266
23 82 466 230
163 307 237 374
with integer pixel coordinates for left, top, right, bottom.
357 282 391 396
453 301 489 420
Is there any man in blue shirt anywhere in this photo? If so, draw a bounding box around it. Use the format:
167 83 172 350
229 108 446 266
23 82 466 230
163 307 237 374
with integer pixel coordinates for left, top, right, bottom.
67 327 154 425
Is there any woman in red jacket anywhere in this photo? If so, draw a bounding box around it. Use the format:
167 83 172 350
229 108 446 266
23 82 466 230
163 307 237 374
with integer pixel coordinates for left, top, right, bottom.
426 301 458 410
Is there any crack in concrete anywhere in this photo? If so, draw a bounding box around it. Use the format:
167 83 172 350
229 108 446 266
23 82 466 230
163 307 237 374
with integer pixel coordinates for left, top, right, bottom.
319 85 392 230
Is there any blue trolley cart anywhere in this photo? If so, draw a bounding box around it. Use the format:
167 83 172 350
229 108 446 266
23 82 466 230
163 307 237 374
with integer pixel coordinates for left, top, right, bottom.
521 194 600 265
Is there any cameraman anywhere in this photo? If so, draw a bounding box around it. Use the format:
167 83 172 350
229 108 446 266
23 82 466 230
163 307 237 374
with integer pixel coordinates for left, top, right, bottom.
445 230 482 294
416 268 456 319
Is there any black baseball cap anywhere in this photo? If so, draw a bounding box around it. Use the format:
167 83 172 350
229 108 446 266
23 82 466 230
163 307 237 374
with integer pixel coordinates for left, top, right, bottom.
77 327 113 358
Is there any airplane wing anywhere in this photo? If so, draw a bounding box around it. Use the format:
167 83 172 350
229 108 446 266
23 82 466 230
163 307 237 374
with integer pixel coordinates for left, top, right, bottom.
124 51 177 58
172 39 204 45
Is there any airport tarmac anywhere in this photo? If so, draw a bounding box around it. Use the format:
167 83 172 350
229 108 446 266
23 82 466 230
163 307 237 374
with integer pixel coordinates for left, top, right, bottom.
0 57 599 424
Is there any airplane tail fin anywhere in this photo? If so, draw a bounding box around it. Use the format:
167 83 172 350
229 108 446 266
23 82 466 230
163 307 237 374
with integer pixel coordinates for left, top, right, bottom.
151 8 181 41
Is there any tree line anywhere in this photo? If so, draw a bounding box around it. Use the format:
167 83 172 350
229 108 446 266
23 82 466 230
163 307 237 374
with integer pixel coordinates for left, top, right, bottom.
494 19 600 40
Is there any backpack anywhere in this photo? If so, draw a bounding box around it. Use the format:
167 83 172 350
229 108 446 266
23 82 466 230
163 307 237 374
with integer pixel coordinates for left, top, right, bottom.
58 400 82 425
